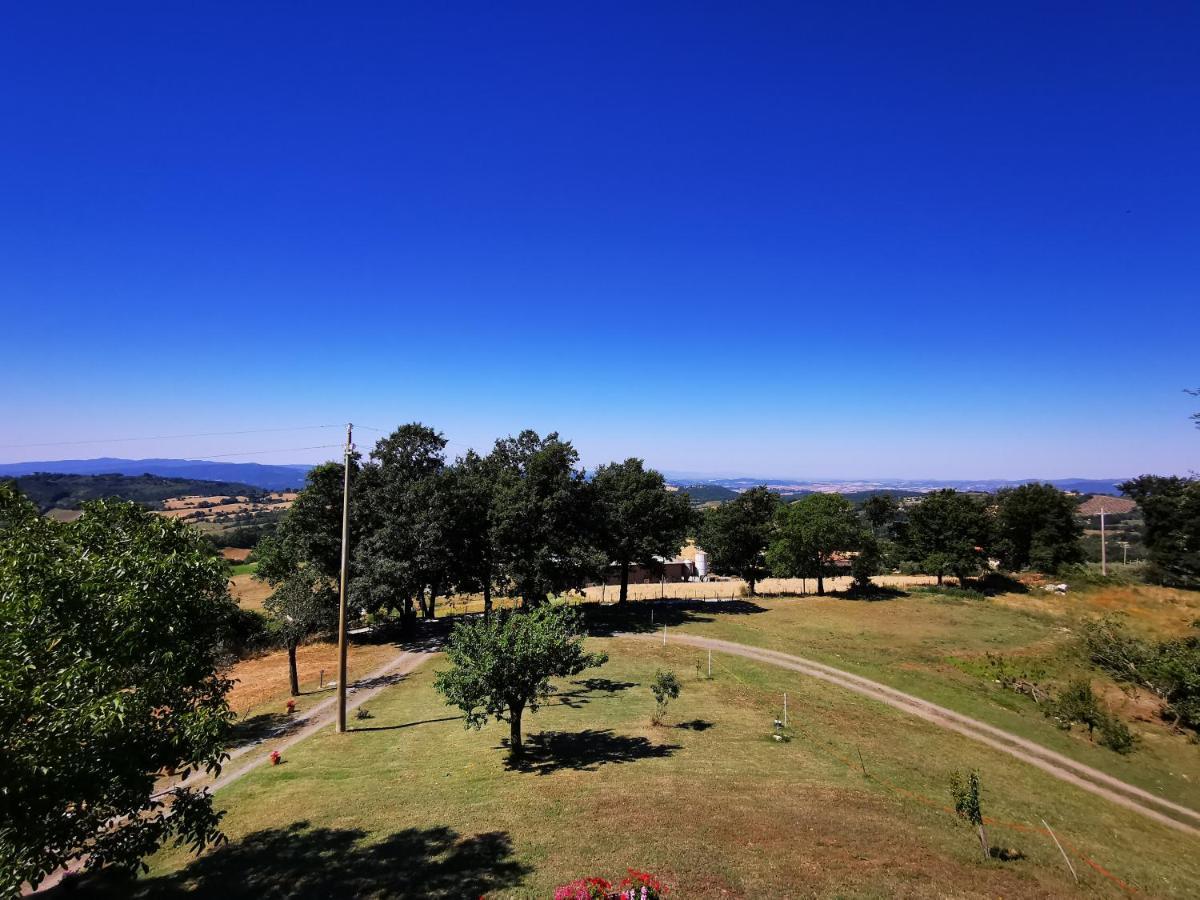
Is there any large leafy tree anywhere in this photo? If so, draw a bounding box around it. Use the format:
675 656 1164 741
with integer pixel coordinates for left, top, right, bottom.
279 459 360 581
443 449 504 620
1119 476 1200 588
351 424 449 624
697 486 778 595
490 431 601 607
592 459 692 604
433 605 607 758
768 493 866 595
263 568 337 696
0 486 234 896
993 483 1084 573
902 489 990 587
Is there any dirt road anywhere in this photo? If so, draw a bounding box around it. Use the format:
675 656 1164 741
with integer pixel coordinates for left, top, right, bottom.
648 632 1200 837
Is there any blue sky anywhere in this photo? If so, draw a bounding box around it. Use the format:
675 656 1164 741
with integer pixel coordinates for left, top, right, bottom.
1 2 1197 478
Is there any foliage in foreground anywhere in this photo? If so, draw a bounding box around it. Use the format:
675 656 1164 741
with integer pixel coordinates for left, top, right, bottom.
433 605 607 757
0 485 235 897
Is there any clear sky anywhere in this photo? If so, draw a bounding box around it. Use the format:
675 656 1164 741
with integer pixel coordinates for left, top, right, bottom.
2 3 1197 479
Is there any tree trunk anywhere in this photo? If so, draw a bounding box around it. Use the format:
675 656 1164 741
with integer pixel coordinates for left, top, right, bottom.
416 588 430 618
816 573 825 596
619 561 630 604
747 576 757 596
427 581 438 620
483 581 492 623
287 642 300 697
978 823 990 859
508 704 524 757
937 573 944 586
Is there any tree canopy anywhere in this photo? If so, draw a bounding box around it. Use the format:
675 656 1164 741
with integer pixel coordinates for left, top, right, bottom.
592 459 691 603
698 486 778 595
993 483 1083 573
433 605 607 757
490 431 601 607
0 485 234 895
1120 475 1200 588
900 489 990 586
768 493 866 595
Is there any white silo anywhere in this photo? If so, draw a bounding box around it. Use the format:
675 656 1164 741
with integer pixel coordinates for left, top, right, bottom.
695 549 708 580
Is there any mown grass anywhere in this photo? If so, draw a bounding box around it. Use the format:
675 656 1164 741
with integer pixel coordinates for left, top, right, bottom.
81 637 1200 898
660 589 1200 814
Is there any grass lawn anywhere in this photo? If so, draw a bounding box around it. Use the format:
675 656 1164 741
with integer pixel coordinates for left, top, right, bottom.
651 588 1200 815
229 561 259 577
84 635 1199 898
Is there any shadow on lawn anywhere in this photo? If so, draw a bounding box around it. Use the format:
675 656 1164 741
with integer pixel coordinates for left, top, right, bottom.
675 718 714 731
505 728 680 775
583 599 768 636
554 677 639 709
68 821 528 899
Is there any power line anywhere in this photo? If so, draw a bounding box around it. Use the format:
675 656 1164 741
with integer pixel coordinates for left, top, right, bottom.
0 424 341 450
203 444 343 459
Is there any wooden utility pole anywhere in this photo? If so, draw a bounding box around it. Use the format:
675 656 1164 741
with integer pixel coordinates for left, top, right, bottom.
336 422 353 734
1100 506 1107 577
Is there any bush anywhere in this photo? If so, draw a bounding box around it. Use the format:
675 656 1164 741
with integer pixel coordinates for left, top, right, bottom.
1046 677 1137 754
1081 616 1200 733
650 670 681 725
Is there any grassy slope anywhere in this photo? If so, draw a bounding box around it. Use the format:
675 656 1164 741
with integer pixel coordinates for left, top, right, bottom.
665 589 1200 814
108 638 1198 898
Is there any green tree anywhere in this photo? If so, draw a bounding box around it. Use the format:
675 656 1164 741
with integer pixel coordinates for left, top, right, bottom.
433 606 607 758
593 459 692 604
351 424 449 625
861 493 899 536
279 459 360 581
950 770 989 859
263 568 337 696
767 493 865 595
993 483 1083 572
490 431 602 607
902 490 990 587
443 449 504 620
650 670 682 726
0 486 233 896
698 486 778 595
1119 475 1200 588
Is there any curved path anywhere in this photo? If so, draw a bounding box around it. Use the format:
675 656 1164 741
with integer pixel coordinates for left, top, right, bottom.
644 632 1200 837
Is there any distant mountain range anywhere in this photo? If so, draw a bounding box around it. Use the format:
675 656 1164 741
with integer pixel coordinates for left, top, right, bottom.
0 458 310 491
0 458 1131 497
664 476 1130 497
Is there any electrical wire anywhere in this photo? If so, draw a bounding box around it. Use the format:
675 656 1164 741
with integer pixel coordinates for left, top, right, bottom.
0 424 341 450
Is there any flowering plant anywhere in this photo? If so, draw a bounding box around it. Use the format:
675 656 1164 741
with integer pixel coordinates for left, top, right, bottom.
553 876 612 900
618 869 668 899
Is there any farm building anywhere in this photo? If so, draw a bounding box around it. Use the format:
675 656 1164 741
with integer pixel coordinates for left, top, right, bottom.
603 556 697 585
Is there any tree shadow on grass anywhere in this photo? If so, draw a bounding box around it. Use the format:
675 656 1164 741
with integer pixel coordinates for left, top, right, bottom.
68 821 528 899
504 729 680 776
828 584 909 602
674 719 715 731
228 711 292 745
350 713 465 733
553 677 639 709
583 599 768 636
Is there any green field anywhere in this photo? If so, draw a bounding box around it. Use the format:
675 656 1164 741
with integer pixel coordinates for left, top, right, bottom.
75 591 1200 898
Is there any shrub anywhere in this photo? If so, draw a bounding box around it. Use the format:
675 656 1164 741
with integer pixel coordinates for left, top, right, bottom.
650 670 681 726
1046 677 1137 754
1081 616 1200 733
